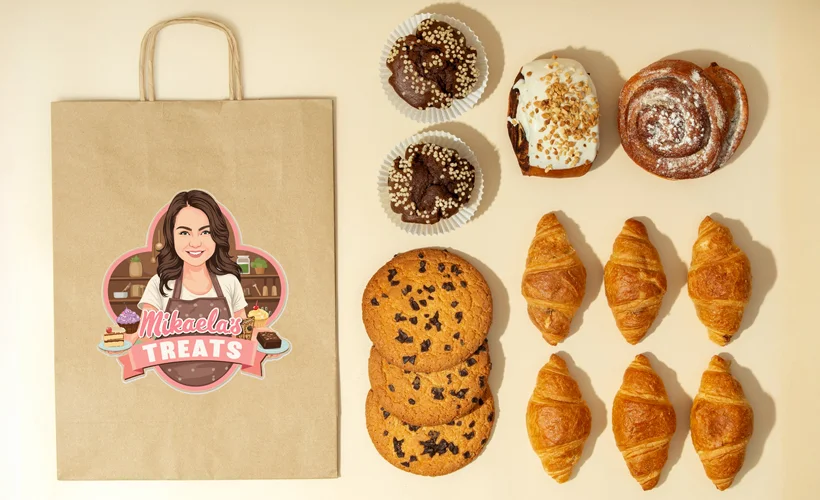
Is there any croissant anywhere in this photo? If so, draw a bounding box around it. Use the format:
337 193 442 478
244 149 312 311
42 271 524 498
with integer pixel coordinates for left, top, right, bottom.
526 354 592 483
691 356 754 490
688 216 752 346
604 219 667 344
522 213 587 345
612 354 676 490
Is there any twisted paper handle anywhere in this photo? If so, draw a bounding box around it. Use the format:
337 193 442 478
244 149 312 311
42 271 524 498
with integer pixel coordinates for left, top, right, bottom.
139 16 243 101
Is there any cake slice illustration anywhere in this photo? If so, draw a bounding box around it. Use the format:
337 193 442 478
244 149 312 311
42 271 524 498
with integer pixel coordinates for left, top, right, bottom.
103 326 125 348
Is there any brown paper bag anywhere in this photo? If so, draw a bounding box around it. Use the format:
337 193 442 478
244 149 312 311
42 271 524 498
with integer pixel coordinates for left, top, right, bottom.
51 17 337 479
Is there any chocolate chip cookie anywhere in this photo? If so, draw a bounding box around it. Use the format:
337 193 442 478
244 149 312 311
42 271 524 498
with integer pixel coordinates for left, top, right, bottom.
362 248 493 373
386 19 479 110
388 143 476 224
369 340 490 426
365 389 495 476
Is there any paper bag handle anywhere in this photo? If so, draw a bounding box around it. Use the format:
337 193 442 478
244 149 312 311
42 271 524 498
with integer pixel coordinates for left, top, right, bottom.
139 16 243 102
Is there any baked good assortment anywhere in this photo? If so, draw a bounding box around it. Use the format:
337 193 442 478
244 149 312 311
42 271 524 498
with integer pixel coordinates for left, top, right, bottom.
512 215 758 487
618 59 749 180
691 355 754 490
388 142 476 224
688 216 752 346
386 19 479 110
515 216 757 488
507 56 600 177
362 248 495 475
604 218 668 344
526 354 591 483
521 213 587 345
373 13 764 487
612 354 677 490
517 214 753 348
522 352 756 488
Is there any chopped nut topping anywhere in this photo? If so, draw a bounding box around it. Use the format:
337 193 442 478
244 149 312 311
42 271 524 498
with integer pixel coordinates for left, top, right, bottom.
509 57 600 170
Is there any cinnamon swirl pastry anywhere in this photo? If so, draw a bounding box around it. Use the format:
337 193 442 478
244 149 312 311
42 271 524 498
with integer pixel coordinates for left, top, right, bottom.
618 59 748 180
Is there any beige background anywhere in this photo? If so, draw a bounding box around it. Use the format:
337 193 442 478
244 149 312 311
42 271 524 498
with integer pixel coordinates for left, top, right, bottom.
1 0 818 498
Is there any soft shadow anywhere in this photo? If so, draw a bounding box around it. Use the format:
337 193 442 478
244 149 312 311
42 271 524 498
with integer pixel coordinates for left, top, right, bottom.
708 214 777 342
664 50 768 167
642 353 692 488
559 351 606 480
452 250 508 403
553 211 602 338
718 353 776 487
421 123 500 220
422 4 504 105
632 217 687 340
535 47 625 169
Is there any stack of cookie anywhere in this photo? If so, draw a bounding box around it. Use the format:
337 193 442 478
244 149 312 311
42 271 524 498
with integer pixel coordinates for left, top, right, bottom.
362 248 495 476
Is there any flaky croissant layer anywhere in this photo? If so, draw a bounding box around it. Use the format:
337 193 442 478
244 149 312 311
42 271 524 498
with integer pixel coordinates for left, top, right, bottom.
688 216 752 346
522 213 586 345
612 354 676 490
691 355 754 490
526 354 591 483
604 218 667 344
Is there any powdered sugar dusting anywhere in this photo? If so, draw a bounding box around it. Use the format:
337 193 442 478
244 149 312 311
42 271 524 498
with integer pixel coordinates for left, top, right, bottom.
714 74 748 167
639 88 705 154
619 60 730 178
715 102 726 129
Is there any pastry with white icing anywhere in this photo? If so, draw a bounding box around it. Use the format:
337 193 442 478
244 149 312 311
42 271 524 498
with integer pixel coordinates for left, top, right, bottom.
507 56 600 177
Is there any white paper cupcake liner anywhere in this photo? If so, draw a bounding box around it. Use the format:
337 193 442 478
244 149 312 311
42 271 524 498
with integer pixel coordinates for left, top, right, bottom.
379 131 483 235
380 13 489 124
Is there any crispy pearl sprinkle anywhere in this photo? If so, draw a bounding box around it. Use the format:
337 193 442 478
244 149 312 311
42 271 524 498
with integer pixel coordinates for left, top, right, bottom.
388 143 475 224
387 19 479 110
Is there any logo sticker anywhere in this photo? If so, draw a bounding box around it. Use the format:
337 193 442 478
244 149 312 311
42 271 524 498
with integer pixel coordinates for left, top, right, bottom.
99 189 291 393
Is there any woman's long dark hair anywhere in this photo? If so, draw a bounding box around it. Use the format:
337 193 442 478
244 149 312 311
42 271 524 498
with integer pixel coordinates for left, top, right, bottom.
157 190 242 297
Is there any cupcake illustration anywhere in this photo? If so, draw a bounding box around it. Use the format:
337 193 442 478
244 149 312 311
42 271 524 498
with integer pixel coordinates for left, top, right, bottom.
247 304 271 328
116 306 141 334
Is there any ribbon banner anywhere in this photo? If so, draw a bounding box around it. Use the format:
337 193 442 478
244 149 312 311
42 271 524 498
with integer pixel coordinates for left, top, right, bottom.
118 336 267 380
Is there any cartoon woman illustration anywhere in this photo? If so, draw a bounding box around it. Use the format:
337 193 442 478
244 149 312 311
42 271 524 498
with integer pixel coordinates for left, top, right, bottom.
132 189 247 386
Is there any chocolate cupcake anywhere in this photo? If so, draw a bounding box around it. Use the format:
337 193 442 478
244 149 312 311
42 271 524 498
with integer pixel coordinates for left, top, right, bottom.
389 142 475 224
380 14 488 123
387 19 478 110
379 131 483 235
